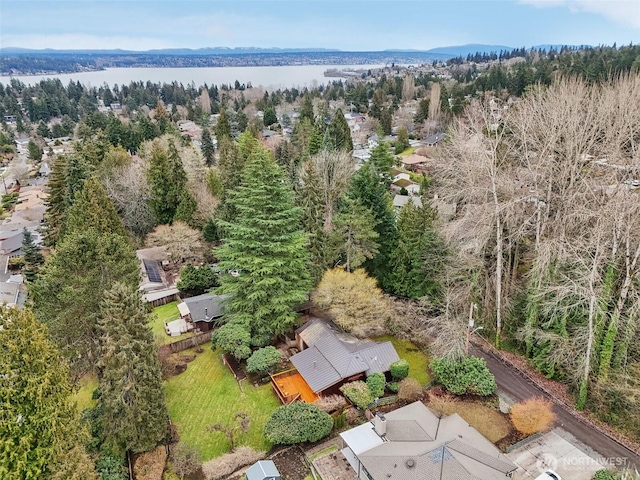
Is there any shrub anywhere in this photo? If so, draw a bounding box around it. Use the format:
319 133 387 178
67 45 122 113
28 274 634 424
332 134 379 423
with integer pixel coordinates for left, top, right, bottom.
386 382 399 393
345 407 361 424
246 346 282 375
170 442 201 479
510 397 556 435
398 378 422 401
177 264 219 294
593 470 615 480
201 446 264 480
366 373 386 399
95 455 128 480
340 381 373 410
390 359 410 381
211 323 251 360
263 402 333 445
314 394 349 414
430 356 497 396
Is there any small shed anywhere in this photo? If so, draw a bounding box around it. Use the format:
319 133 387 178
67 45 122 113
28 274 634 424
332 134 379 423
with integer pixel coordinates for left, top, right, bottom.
246 460 281 480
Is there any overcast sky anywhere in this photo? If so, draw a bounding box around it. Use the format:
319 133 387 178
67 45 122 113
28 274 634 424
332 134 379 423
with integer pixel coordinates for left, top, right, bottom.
1 0 638 51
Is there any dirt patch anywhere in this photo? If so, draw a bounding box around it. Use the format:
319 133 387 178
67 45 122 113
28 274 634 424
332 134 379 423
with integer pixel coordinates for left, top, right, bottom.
160 351 198 379
225 447 311 480
132 446 167 480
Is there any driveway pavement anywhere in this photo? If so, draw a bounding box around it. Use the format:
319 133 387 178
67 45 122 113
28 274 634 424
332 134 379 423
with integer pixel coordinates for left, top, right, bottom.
508 428 613 479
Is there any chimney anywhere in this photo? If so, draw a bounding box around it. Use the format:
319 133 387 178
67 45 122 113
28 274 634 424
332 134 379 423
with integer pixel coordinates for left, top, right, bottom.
373 413 387 437
204 307 209 321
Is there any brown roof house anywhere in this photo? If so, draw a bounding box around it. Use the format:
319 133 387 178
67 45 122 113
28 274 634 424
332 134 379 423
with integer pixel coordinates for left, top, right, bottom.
340 401 517 480
290 318 400 395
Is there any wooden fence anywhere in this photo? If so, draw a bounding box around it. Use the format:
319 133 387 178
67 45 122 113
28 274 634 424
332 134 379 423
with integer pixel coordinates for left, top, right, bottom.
159 330 213 356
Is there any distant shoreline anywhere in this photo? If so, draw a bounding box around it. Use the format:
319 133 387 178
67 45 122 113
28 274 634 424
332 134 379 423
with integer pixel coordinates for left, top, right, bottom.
0 51 449 77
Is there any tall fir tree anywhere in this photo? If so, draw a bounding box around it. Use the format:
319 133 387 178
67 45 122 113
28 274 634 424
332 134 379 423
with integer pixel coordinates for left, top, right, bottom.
298 161 328 283
0 305 97 480
64 176 127 238
147 141 185 224
214 147 311 346
330 197 379 272
215 108 231 145
348 161 397 289
97 282 169 456
30 229 139 377
299 94 314 124
387 201 448 300
327 109 353 152
42 155 68 246
21 228 44 283
201 126 215 166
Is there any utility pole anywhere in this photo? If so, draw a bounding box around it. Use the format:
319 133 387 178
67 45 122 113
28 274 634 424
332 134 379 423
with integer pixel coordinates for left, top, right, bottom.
465 303 480 355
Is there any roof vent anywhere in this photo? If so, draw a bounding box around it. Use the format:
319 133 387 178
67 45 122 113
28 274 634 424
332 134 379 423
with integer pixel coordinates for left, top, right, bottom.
406 459 416 468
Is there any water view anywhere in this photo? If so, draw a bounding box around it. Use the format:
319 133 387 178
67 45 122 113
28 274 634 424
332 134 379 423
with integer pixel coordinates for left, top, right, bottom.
0 64 383 89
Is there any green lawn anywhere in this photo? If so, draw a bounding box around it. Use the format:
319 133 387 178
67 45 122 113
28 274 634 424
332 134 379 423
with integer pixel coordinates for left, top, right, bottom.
397 146 417 157
148 301 189 345
74 373 98 412
164 347 280 461
374 335 430 386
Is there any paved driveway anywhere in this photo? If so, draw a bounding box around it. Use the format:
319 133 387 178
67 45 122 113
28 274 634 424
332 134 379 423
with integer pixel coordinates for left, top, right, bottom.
508 428 614 480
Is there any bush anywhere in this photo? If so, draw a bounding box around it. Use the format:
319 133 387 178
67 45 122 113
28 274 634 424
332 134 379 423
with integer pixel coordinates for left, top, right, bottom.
246 346 282 376
177 264 219 294
340 381 374 410
593 470 615 480
386 382 399 393
510 397 556 435
390 359 410 381
264 402 333 445
212 323 251 360
398 378 422 401
201 446 264 480
314 394 348 414
170 442 201 479
430 356 497 396
366 373 386 399
95 455 128 480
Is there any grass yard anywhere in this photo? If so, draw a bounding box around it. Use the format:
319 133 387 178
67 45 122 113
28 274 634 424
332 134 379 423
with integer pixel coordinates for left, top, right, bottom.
148 301 188 346
374 335 430 386
397 146 417 156
164 347 280 461
427 397 512 443
73 373 98 412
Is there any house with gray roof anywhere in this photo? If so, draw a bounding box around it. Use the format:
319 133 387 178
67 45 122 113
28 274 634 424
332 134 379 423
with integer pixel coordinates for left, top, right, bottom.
340 401 517 480
290 318 399 395
178 292 230 332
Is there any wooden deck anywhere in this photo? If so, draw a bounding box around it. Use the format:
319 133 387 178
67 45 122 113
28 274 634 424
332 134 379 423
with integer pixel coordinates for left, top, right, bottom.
271 369 318 404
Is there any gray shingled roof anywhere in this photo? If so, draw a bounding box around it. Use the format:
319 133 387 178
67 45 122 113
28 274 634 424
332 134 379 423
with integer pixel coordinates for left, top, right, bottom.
183 293 230 323
246 460 280 480
348 402 516 480
291 318 400 393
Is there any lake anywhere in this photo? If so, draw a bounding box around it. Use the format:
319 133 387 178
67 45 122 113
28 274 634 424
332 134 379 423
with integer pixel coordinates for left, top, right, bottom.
0 64 383 90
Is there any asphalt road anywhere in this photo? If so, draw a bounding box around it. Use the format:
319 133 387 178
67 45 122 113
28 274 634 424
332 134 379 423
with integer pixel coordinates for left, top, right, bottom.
470 344 640 470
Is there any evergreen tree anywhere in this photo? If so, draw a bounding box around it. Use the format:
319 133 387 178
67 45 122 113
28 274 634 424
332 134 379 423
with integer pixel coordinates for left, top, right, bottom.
215 108 231 145
348 162 397 288
30 229 139 376
394 126 410 154
214 147 311 346
414 98 430 123
387 201 448 299
330 197 379 272
263 106 277 127
0 305 97 480
327 109 353 152
96 283 169 456
299 94 314 124
298 161 328 283
42 155 68 246
201 126 215 166
21 228 44 283
174 190 198 226
27 140 43 162
65 176 127 238
369 143 395 179
380 107 392 136
147 141 183 224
